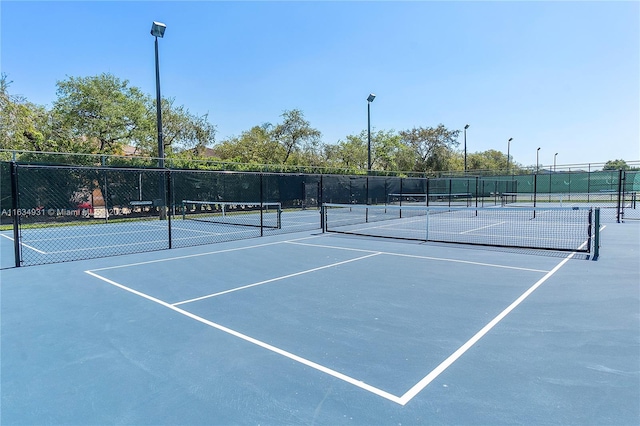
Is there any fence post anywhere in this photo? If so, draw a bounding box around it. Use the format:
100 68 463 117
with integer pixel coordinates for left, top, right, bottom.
166 170 172 248
616 169 624 223
593 208 600 260
319 175 324 230
533 173 538 218
10 161 21 267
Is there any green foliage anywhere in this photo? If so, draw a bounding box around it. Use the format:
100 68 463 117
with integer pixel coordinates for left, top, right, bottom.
399 124 461 172
0 73 55 152
603 159 629 170
52 73 153 155
324 133 367 169
9 72 631 176
468 149 508 171
148 97 217 157
272 109 321 164
214 124 283 164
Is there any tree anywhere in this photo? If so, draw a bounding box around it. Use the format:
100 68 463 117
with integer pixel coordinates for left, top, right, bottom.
467 149 509 172
143 97 217 157
214 124 283 164
0 73 52 152
603 159 629 170
372 130 413 172
52 73 154 155
272 109 321 164
324 133 367 170
399 124 460 172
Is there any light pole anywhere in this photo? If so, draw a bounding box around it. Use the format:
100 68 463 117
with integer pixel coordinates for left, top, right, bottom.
151 21 166 220
464 124 470 173
507 138 513 174
536 147 541 172
554 152 558 172
151 21 166 168
367 94 375 173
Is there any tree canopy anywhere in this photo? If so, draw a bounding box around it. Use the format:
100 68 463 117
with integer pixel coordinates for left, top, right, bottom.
9 71 629 175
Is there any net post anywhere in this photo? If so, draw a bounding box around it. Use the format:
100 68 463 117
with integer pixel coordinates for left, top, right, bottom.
321 203 325 233
10 161 21 267
593 207 600 260
426 177 430 207
425 208 430 241
533 173 537 218
277 203 282 229
399 178 403 218
475 176 479 209
260 173 264 237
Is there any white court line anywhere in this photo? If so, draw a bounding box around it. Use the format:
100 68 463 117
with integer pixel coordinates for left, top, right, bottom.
87 239 292 272
84 270 403 405
0 233 48 254
460 221 506 234
83 230 594 405
173 252 382 306
397 240 589 405
285 241 548 273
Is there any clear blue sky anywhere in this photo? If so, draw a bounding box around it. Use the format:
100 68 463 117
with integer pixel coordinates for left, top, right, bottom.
1 1 638 168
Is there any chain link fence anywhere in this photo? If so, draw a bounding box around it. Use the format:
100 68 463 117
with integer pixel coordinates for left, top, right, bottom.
1 162 637 268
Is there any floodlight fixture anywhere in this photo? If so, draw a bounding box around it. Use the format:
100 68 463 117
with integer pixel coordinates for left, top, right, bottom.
367 94 376 103
151 21 166 38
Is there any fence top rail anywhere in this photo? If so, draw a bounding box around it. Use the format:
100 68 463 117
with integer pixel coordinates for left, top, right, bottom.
2 149 638 176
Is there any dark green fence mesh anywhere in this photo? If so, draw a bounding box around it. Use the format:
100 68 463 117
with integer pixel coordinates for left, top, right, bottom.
1 161 636 268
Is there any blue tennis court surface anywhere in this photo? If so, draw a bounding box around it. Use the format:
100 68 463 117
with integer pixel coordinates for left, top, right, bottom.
0 209 322 268
1 222 638 424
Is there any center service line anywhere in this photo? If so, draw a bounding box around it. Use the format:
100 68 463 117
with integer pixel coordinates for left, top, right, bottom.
173 252 382 305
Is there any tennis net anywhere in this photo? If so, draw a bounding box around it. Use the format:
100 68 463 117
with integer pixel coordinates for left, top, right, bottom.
501 192 637 208
387 192 473 207
322 203 598 253
182 200 281 229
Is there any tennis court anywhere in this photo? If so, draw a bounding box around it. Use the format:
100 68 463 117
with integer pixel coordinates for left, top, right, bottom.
0 208 322 268
1 216 638 424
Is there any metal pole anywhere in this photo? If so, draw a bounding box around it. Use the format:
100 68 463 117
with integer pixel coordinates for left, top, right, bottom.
367 101 371 173
154 36 166 220
155 36 164 168
507 138 513 175
463 124 469 174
